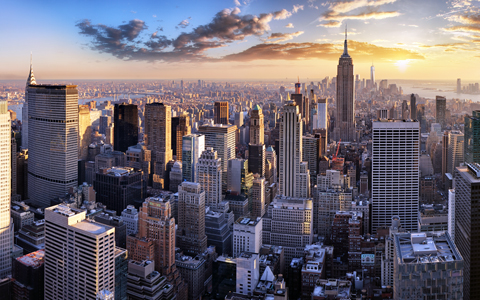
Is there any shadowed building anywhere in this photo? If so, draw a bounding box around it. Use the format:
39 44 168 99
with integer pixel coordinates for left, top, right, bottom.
114 104 138 153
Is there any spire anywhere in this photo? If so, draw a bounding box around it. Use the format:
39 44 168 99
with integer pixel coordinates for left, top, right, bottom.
27 52 37 87
342 24 349 57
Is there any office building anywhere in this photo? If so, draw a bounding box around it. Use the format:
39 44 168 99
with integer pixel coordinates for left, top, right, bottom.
251 175 265 218
176 254 208 300
114 104 138 153
182 134 205 183
372 120 420 233
464 110 480 164
94 167 145 215
455 163 480 299
44 205 115 299
11 201 34 232
227 158 253 196
12 249 44 300
169 161 182 192
410 93 417 120
126 260 175 300
15 219 45 254
145 103 173 189
447 131 464 175
121 205 139 236
197 148 222 207
27 85 78 207
233 217 262 257
177 182 207 254
126 143 151 183
115 247 128 300
457 78 462 93
313 98 327 131
236 252 259 295
393 232 463 299
95 151 126 171
234 111 244 128
279 102 304 198
22 55 36 150
248 144 265 177
198 123 236 191
250 104 264 144
205 206 233 256
0 102 12 278
137 197 176 276
171 114 191 161
78 105 92 160
265 146 277 184
448 189 455 241
436 96 447 129
333 31 355 142
263 195 313 266
303 134 321 179
95 211 127 249
214 101 229 125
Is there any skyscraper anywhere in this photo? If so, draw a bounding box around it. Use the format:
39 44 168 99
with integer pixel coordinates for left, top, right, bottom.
251 175 266 218
410 93 417 120
171 114 191 161
447 131 464 175
145 103 173 189
177 182 207 254
197 148 222 207
214 101 229 125
333 30 355 142
198 123 236 191
27 85 79 207
78 105 92 160
44 205 115 299
22 55 36 150
0 101 12 279
464 110 480 164
248 105 265 176
182 134 205 183
370 63 375 90
279 102 306 198
457 78 462 93
454 163 480 300
372 120 420 233
114 104 138 153
436 96 446 129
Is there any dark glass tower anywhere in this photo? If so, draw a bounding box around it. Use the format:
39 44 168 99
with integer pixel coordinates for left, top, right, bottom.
114 104 138 153
465 110 480 164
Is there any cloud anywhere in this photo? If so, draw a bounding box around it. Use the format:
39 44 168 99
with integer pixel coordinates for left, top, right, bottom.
223 40 424 62
318 0 400 26
292 5 304 13
419 42 474 51
131 11 137 14
408 24 418 27
77 8 275 62
443 25 480 33
286 23 294 28
153 15 157 18
318 21 342 27
234 0 241 6
267 31 304 43
177 19 190 29
273 9 292 20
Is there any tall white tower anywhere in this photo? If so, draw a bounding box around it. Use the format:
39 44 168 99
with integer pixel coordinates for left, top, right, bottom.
279 102 305 198
196 148 222 208
370 63 375 90
372 120 420 233
0 101 12 278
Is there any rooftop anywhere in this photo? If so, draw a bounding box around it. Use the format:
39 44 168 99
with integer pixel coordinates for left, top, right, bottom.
51 205 84 217
235 216 261 226
72 220 111 235
16 249 45 268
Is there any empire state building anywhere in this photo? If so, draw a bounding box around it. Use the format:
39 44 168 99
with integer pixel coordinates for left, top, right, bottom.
333 30 355 142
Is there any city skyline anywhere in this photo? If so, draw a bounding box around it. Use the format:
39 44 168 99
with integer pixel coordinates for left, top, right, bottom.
2 0 480 80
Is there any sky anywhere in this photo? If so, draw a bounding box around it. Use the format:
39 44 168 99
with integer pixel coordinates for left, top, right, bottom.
1 0 480 80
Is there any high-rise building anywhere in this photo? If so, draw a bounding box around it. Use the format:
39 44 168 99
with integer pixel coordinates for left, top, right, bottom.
214 101 229 125
250 105 264 145
78 105 92 160
302 134 321 179
370 63 375 90
372 120 420 233
198 123 236 191
12 249 45 300
454 163 480 300
262 195 313 266
121 205 139 236
457 78 462 93
447 131 464 175
94 167 145 215
114 104 138 153
333 30 355 142
126 260 176 300
234 111 244 128
137 197 176 276
182 134 205 183
169 161 183 193
410 93 417 120
393 232 463 299
236 252 260 295
227 158 253 196
0 101 12 279
464 110 480 164
313 98 327 131
171 114 191 161
279 102 308 198
27 85 78 207
44 205 115 299
448 189 455 241
197 148 222 207
145 103 173 189
233 217 262 257
442 131 449 184
436 96 447 129
265 146 277 184
251 175 266 218
248 104 265 176
177 182 208 254
22 55 36 150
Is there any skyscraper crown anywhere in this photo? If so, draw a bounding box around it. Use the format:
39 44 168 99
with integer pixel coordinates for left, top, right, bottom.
26 53 37 86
